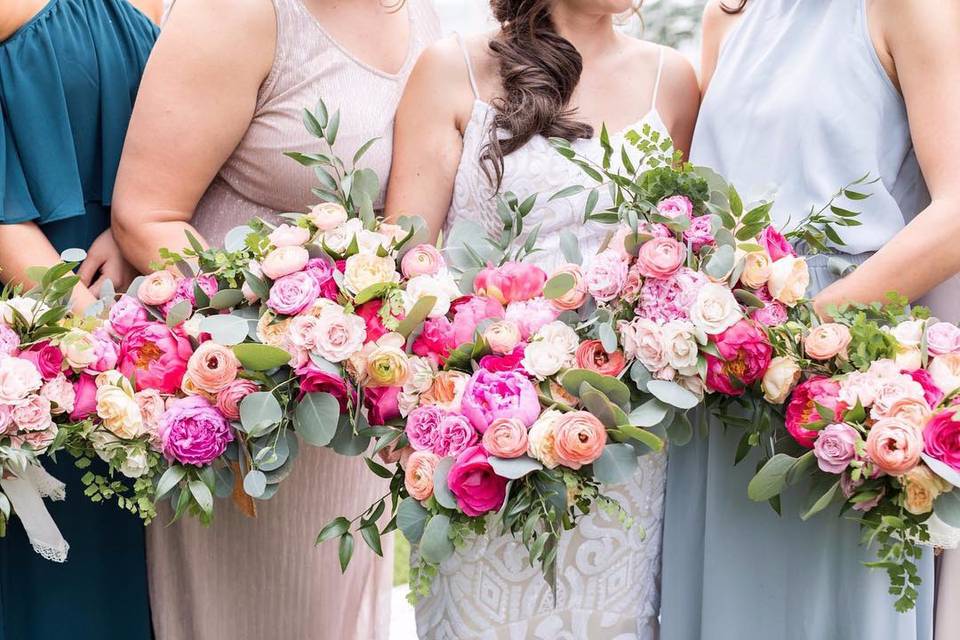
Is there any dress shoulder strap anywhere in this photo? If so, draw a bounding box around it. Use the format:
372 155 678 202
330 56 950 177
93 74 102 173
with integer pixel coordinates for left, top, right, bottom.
454 32 480 99
650 45 665 111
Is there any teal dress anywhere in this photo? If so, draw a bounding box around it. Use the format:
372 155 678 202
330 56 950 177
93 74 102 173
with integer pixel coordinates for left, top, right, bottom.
0 1 157 638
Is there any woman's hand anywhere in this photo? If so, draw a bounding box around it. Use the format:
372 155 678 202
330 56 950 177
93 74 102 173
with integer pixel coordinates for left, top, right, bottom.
77 229 137 297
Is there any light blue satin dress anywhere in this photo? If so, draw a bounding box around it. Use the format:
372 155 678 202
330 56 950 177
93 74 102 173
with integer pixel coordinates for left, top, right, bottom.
660 2 934 639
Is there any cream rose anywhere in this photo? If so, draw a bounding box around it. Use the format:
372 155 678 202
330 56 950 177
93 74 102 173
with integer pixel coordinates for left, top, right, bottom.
343 253 399 294
120 449 150 479
689 283 742 335
536 321 579 355
761 356 802 404
527 409 563 469
894 345 923 371
483 320 522 355
320 218 363 254
902 465 951 515
929 354 960 395
314 304 366 363
96 385 145 439
403 270 462 318
890 319 925 348
804 323 852 361
661 320 699 375
740 250 772 289
522 340 575 380
767 256 809 307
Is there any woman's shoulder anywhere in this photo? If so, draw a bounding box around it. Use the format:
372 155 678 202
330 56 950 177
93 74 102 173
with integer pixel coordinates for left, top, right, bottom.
615 37 697 102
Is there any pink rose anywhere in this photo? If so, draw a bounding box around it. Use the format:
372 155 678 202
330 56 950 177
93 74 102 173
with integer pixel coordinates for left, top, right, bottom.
865 417 922 476
109 296 149 337
481 417 529 459
412 317 457 366
683 216 716 253
474 262 547 304
404 450 440 501
635 237 685 279
926 322 960 356
0 357 42 403
0 326 20 357
905 368 944 408
215 379 260 420
187 342 240 394
785 377 844 449
636 268 707 323
549 264 589 311
138 271 178 306
405 405 445 452
365 385 401 426
304 258 340 301
758 226 795 262
313 304 366 363
923 409 960 470
583 250 628 303
479 346 527 374
813 423 859 474
657 195 694 219
504 298 560 340
435 414 479 457
704 320 773 397
401 245 445 278
135 388 167 445
552 411 607 469
159 396 234 466
69 373 98 420
261 245 310 280
267 271 321 316
19 342 63 380
446 445 508 516
295 363 355 410
12 395 53 433
118 322 193 394
269 223 310 248
450 296 505 345
461 369 540 433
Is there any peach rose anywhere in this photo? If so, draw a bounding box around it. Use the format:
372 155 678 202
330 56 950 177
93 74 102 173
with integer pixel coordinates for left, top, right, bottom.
527 409 562 469
929 353 960 395
138 271 178 306
420 371 470 412
761 356 802 404
261 246 309 280
552 411 607 469
902 465 951 515
740 251 772 289
343 253 400 294
404 450 440 501
481 417 529 459
187 342 240 394
865 417 923 476
548 264 589 311
885 396 933 429
256 313 292 348
804 323 852 361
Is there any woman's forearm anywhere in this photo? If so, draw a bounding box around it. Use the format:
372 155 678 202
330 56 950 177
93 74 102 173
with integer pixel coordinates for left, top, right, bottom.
0 222 97 309
113 216 208 274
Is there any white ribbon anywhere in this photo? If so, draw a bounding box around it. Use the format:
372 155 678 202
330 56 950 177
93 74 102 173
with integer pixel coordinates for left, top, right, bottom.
0 464 69 562
924 513 960 550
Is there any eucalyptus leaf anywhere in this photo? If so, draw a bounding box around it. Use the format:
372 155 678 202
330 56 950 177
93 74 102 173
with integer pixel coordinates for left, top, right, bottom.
223 225 254 252
646 380 700 410
213 465 235 499
593 444 639 484
629 399 671 428
543 273 575 300
239 392 283 435
666 412 693 447
747 454 797 502
164 301 191 328
209 289 246 310
560 230 583 265
330 414 371 456
934 491 960 528
488 456 543 480
199 315 249 345
188 480 214 514
431 457 458 510
232 343 291 371
243 469 267 498
561 369 631 407
704 244 735 280
59 248 87 263
598 322 618 353
295 392 341 447
155 465 186 499
419 514 455 565
800 480 839 521
397 497 430 544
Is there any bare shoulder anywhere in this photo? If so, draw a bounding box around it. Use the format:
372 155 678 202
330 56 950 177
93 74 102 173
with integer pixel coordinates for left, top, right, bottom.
403 34 482 130
871 0 960 42
616 38 697 105
163 0 276 43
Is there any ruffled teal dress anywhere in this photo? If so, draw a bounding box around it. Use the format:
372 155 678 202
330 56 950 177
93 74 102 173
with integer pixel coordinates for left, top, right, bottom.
0 1 157 638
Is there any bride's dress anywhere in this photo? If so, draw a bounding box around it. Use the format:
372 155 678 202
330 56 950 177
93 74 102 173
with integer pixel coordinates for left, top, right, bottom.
414 39 671 640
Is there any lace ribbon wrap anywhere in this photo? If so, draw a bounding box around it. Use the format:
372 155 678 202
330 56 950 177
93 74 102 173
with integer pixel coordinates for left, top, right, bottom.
0 463 69 562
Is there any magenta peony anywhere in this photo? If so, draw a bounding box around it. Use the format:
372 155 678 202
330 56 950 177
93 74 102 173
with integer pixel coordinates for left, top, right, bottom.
704 320 772 396
784 377 844 449
474 262 547 304
159 396 234 466
118 322 193 394
461 369 540 433
923 409 960 470
450 295 504 345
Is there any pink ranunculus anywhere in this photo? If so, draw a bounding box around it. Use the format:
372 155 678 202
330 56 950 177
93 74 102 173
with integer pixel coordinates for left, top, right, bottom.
446 445 508 516
108 296 149 337
295 362 355 410
20 341 63 380
118 322 193 394
215 379 260 421
635 237 686 279
138 271 178 306
474 262 547 305
575 340 626 377
261 245 310 280
401 245 445 278
269 223 310 248
635 268 707 323
552 411 607 469
926 322 960 356
160 275 218 317
784 376 844 449
481 417 529 459
866 417 922 476
657 195 695 219
905 368 945 408
583 250 628 303
813 423 859 474
69 373 98 420
704 320 773 397
187 342 240 394
435 414 479 458
758 226 795 261
923 409 960 470
304 258 340 301
86 328 119 373
683 215 716 253
355 300 402 345
0 325 19 357
479 345 527 374
450 296 504 345
504 298 560 341
412 316 457 366
267 271 321 316
365 385 401 426
159 396 234 466
461 369 540 433
405 405 446 452
404 450 440 501
549 264 589 311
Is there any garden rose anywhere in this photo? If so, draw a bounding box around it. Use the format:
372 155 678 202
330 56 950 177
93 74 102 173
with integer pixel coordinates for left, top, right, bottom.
813 423 859 473
757 226 795 261
522 340 574 380
435 414 479 457
269 223 310 248
504 298 559 340
928 354 960 395
740 251 772 289
412 317 457 366
405 405 445 452
20 341 62 380
482 417 529 459
785 377 844 448
365 385 401 426
135 388 166 445
314 304 366 363
401 245 445 278
420 370 470 412
119 322 193 394
446 445 508 516
450 295 505 344
552 411 606 469
159 396 234 466
461 369 540 433
690 283 742 335
885 397 933 429
256 313 291 348
927 322 960 356
0 325 19 357
767 256 809 306
761 356 801 404
869 374 926 421
475 262 547 304
0 356 42 403
527 409 562 469
40 374 75 415
404 270 462 319
108 296 149 337
96 385 144 439
661 320 699 375
635 237 685 279
866 417 923 476
187 342 240 394
307 202 348 231
483 320 522 355
575 340 626 376
548 264 588 311
657 195 694 219
404 451 440 501
923 409 960 470
704 320 772 396
895 345 923 371
804 323 852 361
138 271 178 306
261 245 310 280
59 329 98 370
890 320 925 347
12 395 54 433
343 253 399 294
584 250 629 302
620 318 667 372
69 373 97 420
295 363 354 410
268 271 321 316
319 218 363 254
902 465 950 515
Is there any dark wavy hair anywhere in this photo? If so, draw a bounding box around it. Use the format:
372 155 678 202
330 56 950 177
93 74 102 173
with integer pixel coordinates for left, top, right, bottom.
721 1 748 14
480 0 594 187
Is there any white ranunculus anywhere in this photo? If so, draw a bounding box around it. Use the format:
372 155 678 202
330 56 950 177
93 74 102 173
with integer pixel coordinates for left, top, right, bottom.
689 283 742 335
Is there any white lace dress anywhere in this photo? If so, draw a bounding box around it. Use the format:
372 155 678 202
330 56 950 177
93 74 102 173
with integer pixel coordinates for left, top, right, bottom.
413 41 670 640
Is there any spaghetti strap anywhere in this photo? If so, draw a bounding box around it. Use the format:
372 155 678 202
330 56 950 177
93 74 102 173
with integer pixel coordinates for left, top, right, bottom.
454 32 480 99
651 46 665 110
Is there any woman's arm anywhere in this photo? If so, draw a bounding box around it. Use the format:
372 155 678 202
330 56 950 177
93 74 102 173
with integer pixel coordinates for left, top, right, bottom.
0 223 97 309
815 0 960 313
111 0 275 273
383 38 476 240
657 48 701 159
698 0 744 93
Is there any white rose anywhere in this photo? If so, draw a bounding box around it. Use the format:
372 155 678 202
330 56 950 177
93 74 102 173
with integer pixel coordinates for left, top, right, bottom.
890 319 925 348
689 283 742 335
356 230 391 255
343 253 399 294
90 429 122 462
321 218 363 254
535 321 579 355
0 356 43 403
521 340 574 380
761 356 801 404
527 409 563 469
119 449 150 479
0 297 49 326
767 256 809 307
661 320 699 375
313 305 367 363
403 356 437 396
620 318 668 372
894 345 923 371
403 270 461 318
929 353 960 395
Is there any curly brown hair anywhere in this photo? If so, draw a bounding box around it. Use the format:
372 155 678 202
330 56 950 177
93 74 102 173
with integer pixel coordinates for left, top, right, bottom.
721 1 748 14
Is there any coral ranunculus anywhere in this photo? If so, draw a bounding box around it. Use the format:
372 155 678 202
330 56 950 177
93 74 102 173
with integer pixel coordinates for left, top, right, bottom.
119 322 193 394
866 417 923 476
461 369 540 433
784 376 844 449
552 411 607 469
704 320 772 396
446 445 508 516
575 340 626 376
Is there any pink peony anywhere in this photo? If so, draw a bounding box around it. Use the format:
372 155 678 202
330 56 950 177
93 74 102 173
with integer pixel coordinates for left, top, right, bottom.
905 368 945 408
86 328 119 373
267 271 321 316
69 373 98 421
365 385 401 426
923 409 960 470
474 262 547 304
758 226 795 262
108 296 149 337
261 246 309 280
657 195 695 219
751 297 789 327
118 322 193 394
583 250 628 303
704 320 772 396
269 223 310 248
926 322 960 356
450 296 504 345
446 445 508 516
412 317 457 366
635 268 707 323
405 405 445 452
215 379 259 421
784 377 844 449
813 423 859 473
865 417 922 476
304 258 340 300
683 215 716 252
159 396 234 466
19 342 63 380
504 298 560 340
0 326 19 357
295 362 355 410
479 346 527 374
461 369 540 433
